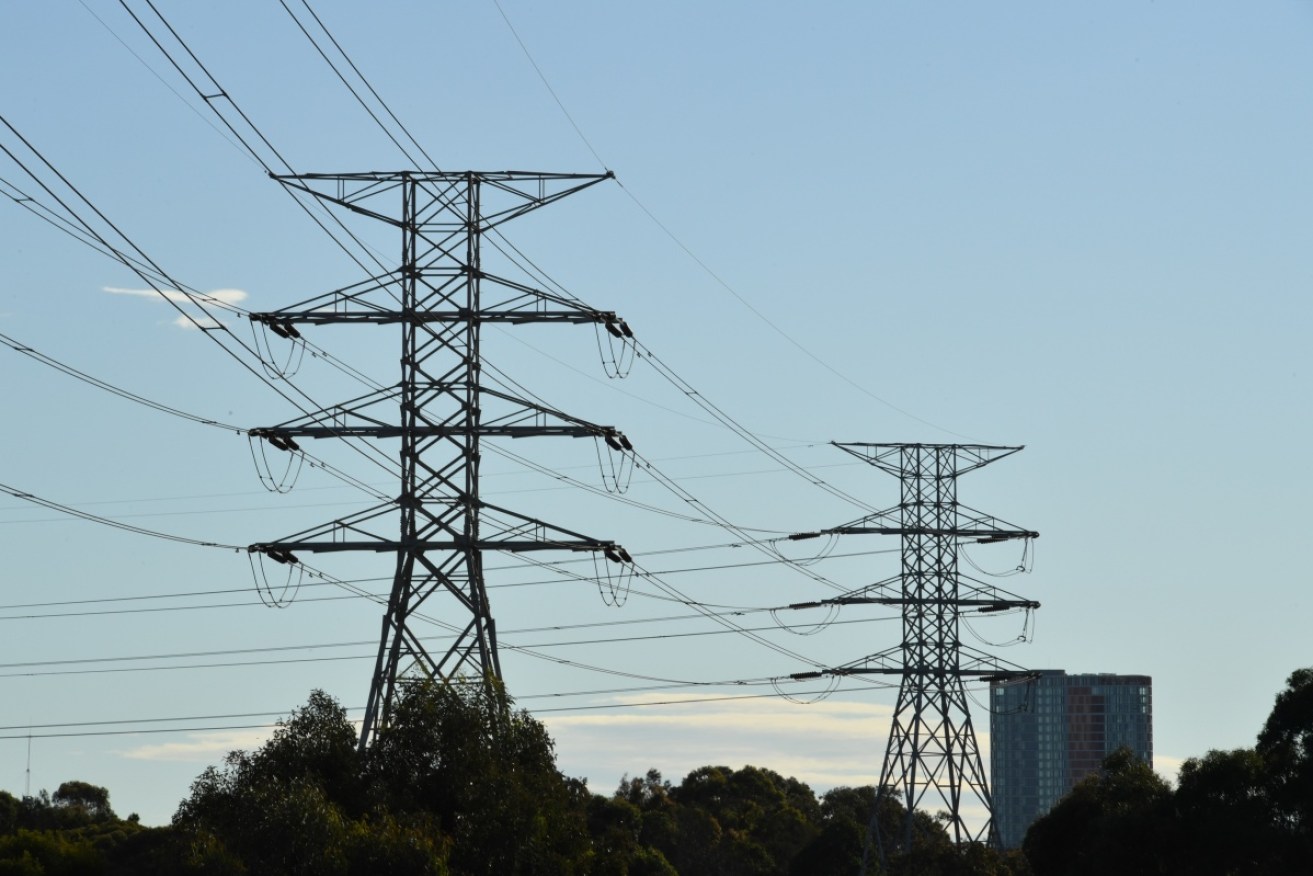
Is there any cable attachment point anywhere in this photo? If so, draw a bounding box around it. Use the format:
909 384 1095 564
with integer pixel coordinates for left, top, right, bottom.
603 545 634 565
246 430 305 493
595 314 636 378
594 431 635 494
593 544 635 606
772 673 842 704
770 602 841 636
249 315 306 380
769 531 838 566
247 547 304 608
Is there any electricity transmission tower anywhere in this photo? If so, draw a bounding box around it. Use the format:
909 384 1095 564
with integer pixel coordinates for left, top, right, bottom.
246 170 631 749
792 443 1038 867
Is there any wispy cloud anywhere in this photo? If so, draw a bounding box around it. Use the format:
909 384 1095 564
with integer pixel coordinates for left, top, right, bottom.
1154 754 1185 784
103 286 248 306
172 315 224 331
543 694 893 793
118 728 272 763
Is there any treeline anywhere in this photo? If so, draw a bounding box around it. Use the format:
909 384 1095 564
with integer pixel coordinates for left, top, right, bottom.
1 669 1308 875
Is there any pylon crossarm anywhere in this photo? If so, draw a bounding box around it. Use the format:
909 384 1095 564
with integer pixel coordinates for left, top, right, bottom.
791 573 1037 611
824 521 1038 540
954 503 1040 541
246 499 622 557
272 170 614 232
817 596 1039 611
251 385 402 438
808 500 1036 540
256 311 614 326
276 175 405 227
474 269 622 323
258 424 606 439
252 538 610 554
833 441 1024 477
249 385 625 442
955 646 1037 682
249 500 398 554
479 173 614 230
249 278 623 327
479 386 627 441
478 499 628 557
249 271 402 323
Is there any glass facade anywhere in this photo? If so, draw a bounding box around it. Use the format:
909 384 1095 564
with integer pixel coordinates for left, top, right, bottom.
989 671 1152 849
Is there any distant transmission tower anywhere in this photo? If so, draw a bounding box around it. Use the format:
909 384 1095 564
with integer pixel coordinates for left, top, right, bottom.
792 443 1038 866
247 171 631 749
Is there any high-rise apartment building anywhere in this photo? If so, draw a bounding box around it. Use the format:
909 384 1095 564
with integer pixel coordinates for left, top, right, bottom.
989 670 1152 849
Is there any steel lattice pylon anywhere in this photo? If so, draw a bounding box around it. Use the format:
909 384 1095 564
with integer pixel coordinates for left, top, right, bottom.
794 443 1038 868
246 171 631 750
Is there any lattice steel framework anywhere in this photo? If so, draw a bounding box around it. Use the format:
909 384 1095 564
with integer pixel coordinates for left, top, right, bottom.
794 443 1038 867
246 171 629 749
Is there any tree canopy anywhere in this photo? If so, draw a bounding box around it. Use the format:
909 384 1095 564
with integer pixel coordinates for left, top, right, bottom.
3 665 1308 874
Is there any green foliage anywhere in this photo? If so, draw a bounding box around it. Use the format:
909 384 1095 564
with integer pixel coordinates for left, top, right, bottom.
1257 666 1313 859
51 782 113 823
173 680 604 875
21 666 1313 875
615 765 836 876
1174 748 1276 875
1023 747 1174 875
659 765 819 875
173 688 446 876
367 679 587 874
788 786 874 876
0 828 106 876
0 794 18 837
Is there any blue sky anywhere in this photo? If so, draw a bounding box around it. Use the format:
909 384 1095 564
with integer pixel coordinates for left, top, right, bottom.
1 1 1310 826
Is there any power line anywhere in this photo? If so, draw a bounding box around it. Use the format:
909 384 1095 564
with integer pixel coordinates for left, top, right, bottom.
0 541 903 625
262 0 880 521
4 6 907 744
487 0 975 442
0 682 900 742
0 613 899 680
0 329 242 431
0 483 241 550
0 117 403 488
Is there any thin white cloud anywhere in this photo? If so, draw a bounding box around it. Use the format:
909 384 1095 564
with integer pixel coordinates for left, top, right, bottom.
1154 754 1184 784
118 729 272 763
543 694 893 793
103 286 248 305
172 314 224 331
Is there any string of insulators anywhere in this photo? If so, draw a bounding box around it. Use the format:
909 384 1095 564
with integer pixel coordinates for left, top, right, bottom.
976 531 1038 544
265 433 301 453
603 431 634 452
253 546 299 565
603 546 634 565
258 317 302 340
603 315 634 339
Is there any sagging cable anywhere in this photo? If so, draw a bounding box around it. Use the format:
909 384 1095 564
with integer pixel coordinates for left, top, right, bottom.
769 602 841 637
249 316 306 380
768 531 840 567
247 549 305 608
594 317 636 378
770 673 841 705
246 432 305 493
594 431 635 493
591 548 635 607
